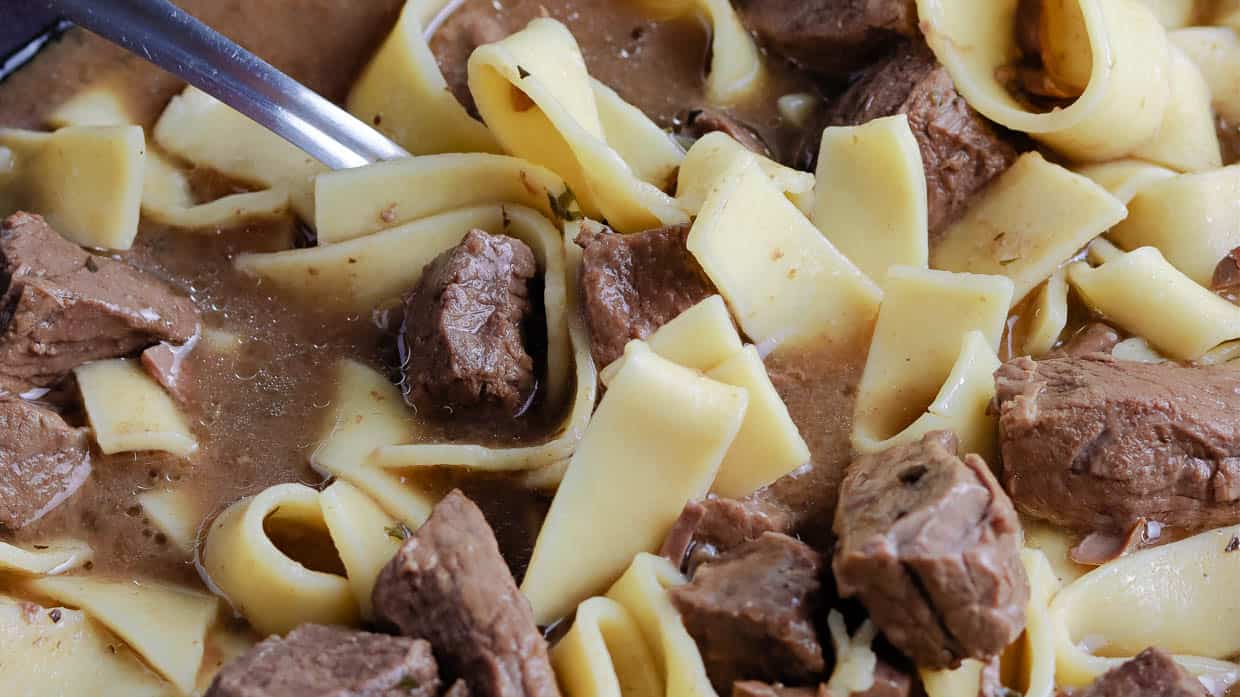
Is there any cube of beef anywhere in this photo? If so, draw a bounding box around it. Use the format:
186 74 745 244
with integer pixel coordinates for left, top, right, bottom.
576 222 716 368
372 490 559 697
816 43 1017 238
670 532 826 690
833 430 1028 669
1051 322 1121 358
677 108 773 158
1078 647 1207 697
738 0 919 77
0 212 199 392
993 355 1240 533
204 623 440 697
661 497 794 573
0 395 91 530
401 230 537 418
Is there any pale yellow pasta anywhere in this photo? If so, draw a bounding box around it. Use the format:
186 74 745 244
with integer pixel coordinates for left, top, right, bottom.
1067 248 1240 360
813 115 928 283
1050 524 1240 689
25 576 217 695
1022 270 1069 358
675 131 814 216
1130 47 1221 173
916 0 1171 161
0 126 144 249
1022 519 1089 586
201 483 358 635
521 344 747 624
0 538 92 575
467 18 686 232
1085 236 1124 265
921 660 989 697
1170 27 1240 124
1109 166 1240 286
1136 0 1197 27
853 266 1012 454
597 294 742 383
137 488 201 556
931 152 1128 306
194 625 256 695
1019 549 1060 697
688 156 882 352
1111 336 1169 363
75 359 198 457
825 612 878 695
318 480 403 619
551 596 664 697
0 595 169 697
347 0 501 155
1076 159 1177 204
591 79 684 190
314 153 567 243
153 87 324 219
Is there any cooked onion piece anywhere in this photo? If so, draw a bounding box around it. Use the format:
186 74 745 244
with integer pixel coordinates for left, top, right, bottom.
853 266 1012 457
921 660 990 697
201 483 357 635
521 344 747 624
552 596 664 697
825 612 878 694
318 480 403 619
931 152 1127 306
1171 27 1240 125
467 18 686 232
1022 269 1069 358
1068 247 1240 360
76 358 198 458
0 539 92 576
916 0 1170 161
1130 48 1221 173
1050 525 1240 690
136 488 201 556
1109 166 1240 287
688 156 881 352
675 131 814 216
23 575 218 695
813 114 928 285
1076 159 1177 204
0 126 144 249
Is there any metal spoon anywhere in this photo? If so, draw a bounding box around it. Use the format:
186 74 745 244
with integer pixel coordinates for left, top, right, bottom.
42 0 410 169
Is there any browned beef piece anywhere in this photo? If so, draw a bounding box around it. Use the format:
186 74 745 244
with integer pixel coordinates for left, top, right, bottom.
575 221 716 368
833 430 1028 669
738 0 918 77
733 683 826 697
432 6 507 119
1212 246 1240 303
443 681 472 697
677 108 773 158
663 496 794 573
817 42 1018 237
994 355 1240 533
204 623 440 697
1053 322 1121 358
401 230 537 418
670 532 826 690
372 490 559 697
0 396 91 530
1078 648 1207 697
0 212 199 393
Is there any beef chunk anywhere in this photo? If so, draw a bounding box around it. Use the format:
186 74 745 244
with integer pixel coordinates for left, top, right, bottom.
1078 648 1207 697
677 108 773 158
1212 246 1240 303
204 623 440 697
0 396 91 530
1053 322 1121 358
401 230 537 418
372 490 559 697
733 683 826 697
662 496 794 573
738 0 919 77
432 6 507 119
670 532 826 690
0 212 199 393
576 221 716 368
994 354 1240 532
817 42 1018 237
833 430 1028 669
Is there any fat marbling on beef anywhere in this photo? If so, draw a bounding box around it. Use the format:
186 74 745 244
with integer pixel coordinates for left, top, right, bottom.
0 395 91 530
372 489 559 697
0 212 198 393
204 623 441 697
738 0 919 77
833 430 1027 669
994 354 1240 533
401 229 537 418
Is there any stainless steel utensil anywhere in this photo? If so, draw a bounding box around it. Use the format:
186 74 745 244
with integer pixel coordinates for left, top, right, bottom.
40 0 409 169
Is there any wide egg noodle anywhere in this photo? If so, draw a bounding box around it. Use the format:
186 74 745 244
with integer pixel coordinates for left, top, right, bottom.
1136 0 1196 27
193 625 257 695
1171 27 1240 125
0 538 93 576
1067 246 1240 360
347 0 501 156
21 575 218 695
813 114 929 285
1130 47 1221 173
467 18 687 232
551 596 665 697
1021 269 1069 358
201 482 358 636
915 0 1170 161
1108 166 1240 287
1049 524 1240 692
852 266 1013 458
675 132 814 216
598 295 745 383
930 152 1128 307
0 125 144 249
1019 549 1060 697
318 479 403 619
520 343 747 625
1076 159 1178 204
75 358 198 458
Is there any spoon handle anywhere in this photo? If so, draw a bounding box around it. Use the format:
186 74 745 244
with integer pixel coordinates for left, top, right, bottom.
44 0 409 169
